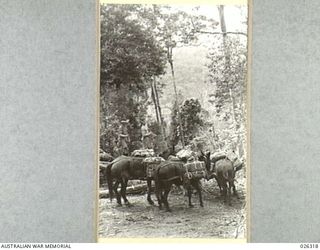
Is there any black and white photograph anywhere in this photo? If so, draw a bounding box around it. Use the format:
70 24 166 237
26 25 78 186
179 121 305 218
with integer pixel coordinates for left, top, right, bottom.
99 1 248 239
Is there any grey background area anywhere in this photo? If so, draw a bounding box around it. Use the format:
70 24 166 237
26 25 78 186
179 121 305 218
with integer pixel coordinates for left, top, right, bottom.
1 0 320 243
251 0 320 243
0 0 97 242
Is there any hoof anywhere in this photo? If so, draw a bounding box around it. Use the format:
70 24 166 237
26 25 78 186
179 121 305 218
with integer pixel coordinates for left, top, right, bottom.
234 193 240 199
200 204 204 208
125 202 133 207
148 200 155 206
116 203 122 207
189 204 194 208
166 208 172 212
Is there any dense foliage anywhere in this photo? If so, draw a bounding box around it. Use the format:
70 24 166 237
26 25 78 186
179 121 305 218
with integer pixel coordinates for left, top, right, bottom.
100 4 247 158
180 99 204 145
100 4 166 154
206 35 247 156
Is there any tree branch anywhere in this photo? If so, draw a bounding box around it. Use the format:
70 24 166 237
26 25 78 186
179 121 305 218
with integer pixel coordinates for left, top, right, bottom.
189 15 247 37
196 30 247 37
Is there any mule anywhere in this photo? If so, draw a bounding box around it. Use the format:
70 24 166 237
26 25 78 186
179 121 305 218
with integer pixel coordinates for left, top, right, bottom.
105 156 158 207
154 152 211 212
213 158 243 205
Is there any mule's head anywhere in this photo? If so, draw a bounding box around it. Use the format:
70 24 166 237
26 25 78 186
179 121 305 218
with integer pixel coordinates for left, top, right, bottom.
199 150 211 172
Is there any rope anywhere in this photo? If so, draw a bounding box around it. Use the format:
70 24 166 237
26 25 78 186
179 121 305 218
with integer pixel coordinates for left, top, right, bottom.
158 161 184 182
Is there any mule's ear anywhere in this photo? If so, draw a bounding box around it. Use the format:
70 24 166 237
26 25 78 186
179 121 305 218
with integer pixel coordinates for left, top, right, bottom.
200 150 205 156
206 151 211 158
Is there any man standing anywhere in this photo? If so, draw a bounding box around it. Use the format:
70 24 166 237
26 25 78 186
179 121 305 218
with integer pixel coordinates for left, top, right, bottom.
117 119 130 155
141 122 149 149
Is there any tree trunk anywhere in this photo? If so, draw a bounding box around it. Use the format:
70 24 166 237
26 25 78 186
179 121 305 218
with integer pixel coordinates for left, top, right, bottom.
167 45 185 147
218 5 227 40
99 183 154 199
153 77 165 136
150 81 160 123
218 5 242 154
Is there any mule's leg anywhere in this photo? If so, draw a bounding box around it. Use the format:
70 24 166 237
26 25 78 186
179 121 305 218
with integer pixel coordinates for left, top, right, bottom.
231 181 239 198
157 190 163 210
227 181 232 206
221 180 228 203
193 180 204 207
147 178 154 205
163 184 172 212
214 176 222 196
113 181 122 206
120 179 132 207
218 182 222 195
217 178 223 195
186 184 193 208
155 180 163 210
160 185 166 203
160 191 166 209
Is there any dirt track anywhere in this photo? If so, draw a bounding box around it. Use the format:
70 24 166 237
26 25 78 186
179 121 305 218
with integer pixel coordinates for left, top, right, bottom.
99 172 246 239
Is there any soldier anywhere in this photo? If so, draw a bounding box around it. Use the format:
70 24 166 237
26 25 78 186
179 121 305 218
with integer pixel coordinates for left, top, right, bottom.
141 122 149 149
117 119 130 155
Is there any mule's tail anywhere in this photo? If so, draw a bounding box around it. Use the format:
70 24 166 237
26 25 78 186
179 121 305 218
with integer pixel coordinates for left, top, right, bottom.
106 163 114 202
223 169 234 183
